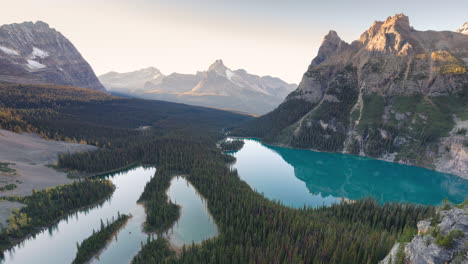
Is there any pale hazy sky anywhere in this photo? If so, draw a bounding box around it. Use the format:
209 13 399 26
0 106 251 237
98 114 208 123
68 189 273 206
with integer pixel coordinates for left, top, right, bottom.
3 0 467 83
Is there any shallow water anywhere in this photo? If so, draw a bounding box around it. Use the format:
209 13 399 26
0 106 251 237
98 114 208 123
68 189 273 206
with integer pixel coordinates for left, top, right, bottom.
166 176 218 247
228 138 468 208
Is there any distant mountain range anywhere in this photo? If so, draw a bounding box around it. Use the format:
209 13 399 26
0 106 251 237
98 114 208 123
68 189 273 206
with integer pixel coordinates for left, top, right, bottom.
99 60 297 115
234 15 468 178
0 21 105 91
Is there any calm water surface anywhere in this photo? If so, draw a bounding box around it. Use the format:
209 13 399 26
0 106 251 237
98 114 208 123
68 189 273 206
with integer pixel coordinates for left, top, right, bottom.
3 167 155 264
228 138 468 208
2 167 218 263
166 176 218 247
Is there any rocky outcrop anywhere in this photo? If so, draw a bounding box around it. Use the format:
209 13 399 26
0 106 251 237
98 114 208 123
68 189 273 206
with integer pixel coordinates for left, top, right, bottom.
0 21 105 91
380 204 468 264
236 14 468 177
457 22 468 35
435 119 468 177
310 30 348 67
99 60 297 115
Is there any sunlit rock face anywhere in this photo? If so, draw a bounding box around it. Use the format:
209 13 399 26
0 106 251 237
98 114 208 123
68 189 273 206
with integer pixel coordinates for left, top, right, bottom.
0 21 105 91
457 22 468 35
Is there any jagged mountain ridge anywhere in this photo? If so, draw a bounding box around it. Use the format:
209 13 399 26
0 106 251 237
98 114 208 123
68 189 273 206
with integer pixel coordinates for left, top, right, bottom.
99 60 296 115
234 14 468 178
0 21 105 91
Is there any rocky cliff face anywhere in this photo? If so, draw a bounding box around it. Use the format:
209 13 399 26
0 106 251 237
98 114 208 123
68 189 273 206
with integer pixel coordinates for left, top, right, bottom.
99 60 296 115
0 21 105 91
235 14 468 178
380 204 467 264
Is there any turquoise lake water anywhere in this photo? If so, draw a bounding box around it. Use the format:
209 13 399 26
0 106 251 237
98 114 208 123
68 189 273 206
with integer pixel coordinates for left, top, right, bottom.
228 138 468 208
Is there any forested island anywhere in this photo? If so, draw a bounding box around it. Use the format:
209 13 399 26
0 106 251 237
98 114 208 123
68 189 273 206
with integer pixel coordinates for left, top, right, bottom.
72 213 130 264
0 84 436 263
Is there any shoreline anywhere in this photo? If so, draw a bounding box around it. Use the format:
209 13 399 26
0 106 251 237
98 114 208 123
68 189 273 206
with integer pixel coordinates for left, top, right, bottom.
1 183 116 254
226 136 468 180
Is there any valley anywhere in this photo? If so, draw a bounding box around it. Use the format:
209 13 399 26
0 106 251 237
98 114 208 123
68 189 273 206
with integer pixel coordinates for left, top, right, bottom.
0 8 466 264
0 83 438 263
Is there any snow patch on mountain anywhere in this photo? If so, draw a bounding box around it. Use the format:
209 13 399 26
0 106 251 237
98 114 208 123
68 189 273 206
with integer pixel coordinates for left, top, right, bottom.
30 47 49 58
225 69 235 81
0 46 19 56
26 59 46 70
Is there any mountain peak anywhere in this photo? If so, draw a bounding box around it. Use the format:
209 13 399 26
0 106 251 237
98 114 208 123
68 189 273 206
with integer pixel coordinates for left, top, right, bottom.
324 30 340 40
382 13 410 30
359 13 415 55
456 22 468 34
33 21 50 28
208 59 227 71
0 21 105 91
310 30 348 67
140 66 161 74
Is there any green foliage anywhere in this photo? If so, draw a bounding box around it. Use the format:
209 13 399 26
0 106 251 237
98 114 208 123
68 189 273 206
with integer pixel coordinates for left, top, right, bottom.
0 180 114 252
429 226 441 238
72 213 130 264
292 65 359 151
0 184 17 191
231 99 315 140
0 163 15 173
132 237 175 264
431 212 441 226
434 230 464 249
219 140 244 151
138 169 180 233
357 94 385 134
395 243 406 264
455 201 467 209
398 226 417 243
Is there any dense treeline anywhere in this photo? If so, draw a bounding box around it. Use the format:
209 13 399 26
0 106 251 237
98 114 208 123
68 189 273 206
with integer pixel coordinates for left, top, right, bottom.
132 237 175 264
58 137 215 173
72 213 130 264
231 99 315 140
0 180 114 252
0 83 251 148
138 168 180 232
219 140 244 151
